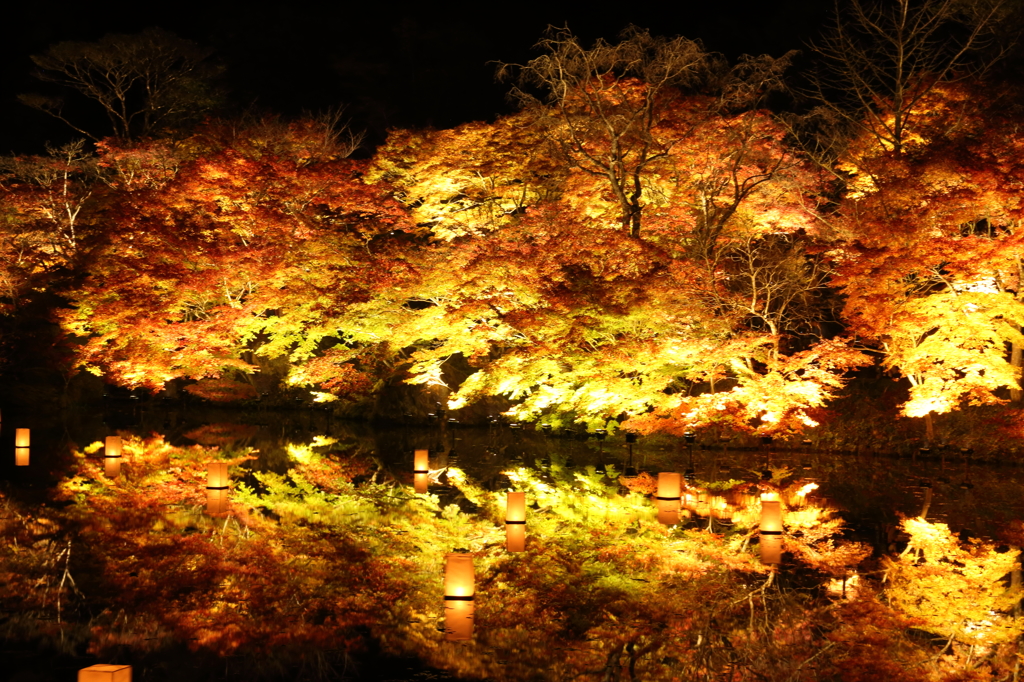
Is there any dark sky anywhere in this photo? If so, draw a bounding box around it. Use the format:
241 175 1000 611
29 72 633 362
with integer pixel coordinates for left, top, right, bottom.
1 0 829 154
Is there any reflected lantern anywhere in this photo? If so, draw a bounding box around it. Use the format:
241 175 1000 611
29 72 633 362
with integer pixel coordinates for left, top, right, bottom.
206 462 229 516
444 553 474 640
760 493 783 564
655 472 681 525
15 447 29 466
79 664 132 681
413 449 429 494
104 436 123 479
506 492 526 552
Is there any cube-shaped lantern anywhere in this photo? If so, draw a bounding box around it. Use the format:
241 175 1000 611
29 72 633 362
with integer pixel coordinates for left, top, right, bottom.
760 493 783 564
206 462 229 516
444 553 474 640
15 428 29 447
506 492 526 552
104 436 123 479
656 472 681 506
413 449 429 494
79 664 132 682
760 495 783 533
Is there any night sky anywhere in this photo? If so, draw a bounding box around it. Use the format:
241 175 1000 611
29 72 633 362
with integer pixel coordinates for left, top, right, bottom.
1 0 828 154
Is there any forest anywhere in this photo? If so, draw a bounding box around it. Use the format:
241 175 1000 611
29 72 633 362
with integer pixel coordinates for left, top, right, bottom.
4 1 1024 680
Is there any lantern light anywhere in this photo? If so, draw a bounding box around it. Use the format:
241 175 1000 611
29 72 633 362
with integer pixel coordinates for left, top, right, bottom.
78 664 132 682
206 462 229 516
444 553 474 641
413 449 429 494
760 493 783 564
506 492 526 552
104 436 123 479
15 428 29 447
15 448 29 466
655 472 681 525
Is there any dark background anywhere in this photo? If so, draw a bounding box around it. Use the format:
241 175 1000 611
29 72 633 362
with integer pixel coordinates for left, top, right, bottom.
0 0 828 154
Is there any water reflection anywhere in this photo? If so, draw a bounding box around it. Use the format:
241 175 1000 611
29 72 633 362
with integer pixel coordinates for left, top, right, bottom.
4 402 1024 539
3 402 1024 680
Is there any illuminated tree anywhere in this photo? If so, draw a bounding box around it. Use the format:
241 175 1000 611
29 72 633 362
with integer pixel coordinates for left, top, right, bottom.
497 26 792 238
365 111 565 241
60 117 410 396
0 139 98 261
831 83 1024 439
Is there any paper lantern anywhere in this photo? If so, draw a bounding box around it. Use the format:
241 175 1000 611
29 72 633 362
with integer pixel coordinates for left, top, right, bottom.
15 428 29 447
104 436 123 479
444 553 474 640
506 492 526 552
15 448 29 467
206 462 229 516
413 449 429 494
655 472 681 504
760 494 783 564
79 664 132 682
760 495 783 532
655 472 681 525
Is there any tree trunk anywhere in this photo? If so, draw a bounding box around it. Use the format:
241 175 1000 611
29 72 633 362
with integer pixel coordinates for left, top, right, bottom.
923 411 934 445
919 487 932 520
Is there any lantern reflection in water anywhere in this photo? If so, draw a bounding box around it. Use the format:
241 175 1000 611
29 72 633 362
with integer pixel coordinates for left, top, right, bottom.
760 492 783 564
15 427 30 466
78 664 132 681
655 472 681 525
414 449 429 494
206 462 229 516
444 553 474 640
104 436 123 479
506 492 526 552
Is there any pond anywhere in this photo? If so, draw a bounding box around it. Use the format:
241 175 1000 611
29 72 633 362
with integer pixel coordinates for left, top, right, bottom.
2 398 1023 681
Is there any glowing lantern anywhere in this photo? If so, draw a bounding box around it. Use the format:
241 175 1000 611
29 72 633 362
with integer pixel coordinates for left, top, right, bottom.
655 472 681 525
506 492 526 552
15 448 29 466
206 462 229 516
413 449 429 494
15 428 29 447
104 436 123 479
78 664 132 681
444 553 474 640
760 493 783 564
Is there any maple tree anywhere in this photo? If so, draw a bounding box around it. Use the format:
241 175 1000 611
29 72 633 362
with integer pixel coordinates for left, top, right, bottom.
496 26 793 239
829 82 1024 439
59 117 411 397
